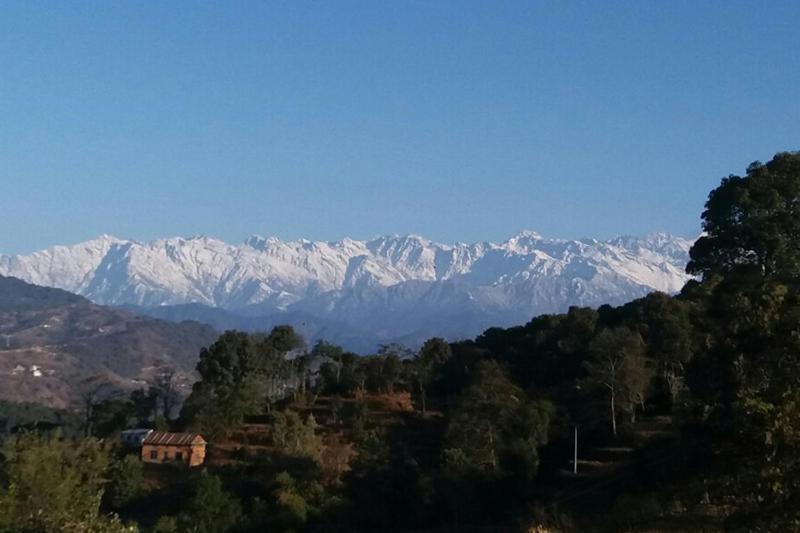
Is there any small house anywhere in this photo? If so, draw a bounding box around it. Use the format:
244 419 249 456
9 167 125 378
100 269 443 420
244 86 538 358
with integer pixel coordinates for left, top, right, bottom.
141 431 207 467
120 428 153 447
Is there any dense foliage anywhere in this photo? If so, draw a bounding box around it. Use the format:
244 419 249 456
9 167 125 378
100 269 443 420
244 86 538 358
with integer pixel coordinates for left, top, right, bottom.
0 151 798 531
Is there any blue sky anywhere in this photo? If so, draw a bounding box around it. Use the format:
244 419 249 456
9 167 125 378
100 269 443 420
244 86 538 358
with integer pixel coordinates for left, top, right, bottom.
1 1 798 254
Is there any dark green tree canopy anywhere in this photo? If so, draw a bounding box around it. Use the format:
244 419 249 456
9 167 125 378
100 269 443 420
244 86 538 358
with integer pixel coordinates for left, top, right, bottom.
181 326 304 435
444 360 552 480
688 151 800 281
418 337 452 369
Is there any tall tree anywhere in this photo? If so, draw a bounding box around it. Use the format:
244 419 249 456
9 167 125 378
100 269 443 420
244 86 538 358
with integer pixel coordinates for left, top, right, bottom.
89 397 136 438
584 327 646 436
76 377 122 438
413 338 452 415
444 360 552 479
620 349 653 424
151 367 180 420
629 292 694 408
129 388 158 426
310 340 345 385
181 327 306 435
684 152 800 527
180 331 262 436
688 152 800 282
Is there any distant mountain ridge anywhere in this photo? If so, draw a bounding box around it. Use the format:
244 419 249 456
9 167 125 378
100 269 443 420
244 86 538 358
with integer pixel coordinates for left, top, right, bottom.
0 232 695 350
0 275 218 408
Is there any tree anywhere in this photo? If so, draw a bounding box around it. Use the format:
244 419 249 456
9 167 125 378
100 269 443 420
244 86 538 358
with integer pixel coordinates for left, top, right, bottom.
76 377 123 438
270 410 324 463
245 470 332 531
380 354 403 394
359 347 410 395
106 455 143 509
180 331 262 436
338 352 363 394
344 429 425 531
688 152 800 282
620 349 653 424
310 340 345 386
151 367 181 420
441 361 552 525
444 360 552 479
90 397 136 438
128 388 158 426
413 338 452 415
180 473 241 533
329 395 343 425
270 472 312 529
292 354 312 400
265 325 305 354
683 152 800 527
181 328 304 436
260 327 303 406
319 432 357 485
630 292 694 408
377 343 414 360
0 433 135 532
584 327 646 436
312 343 369 398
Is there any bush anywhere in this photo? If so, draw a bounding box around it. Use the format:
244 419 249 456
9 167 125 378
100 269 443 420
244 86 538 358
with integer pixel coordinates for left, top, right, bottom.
107 455 143 509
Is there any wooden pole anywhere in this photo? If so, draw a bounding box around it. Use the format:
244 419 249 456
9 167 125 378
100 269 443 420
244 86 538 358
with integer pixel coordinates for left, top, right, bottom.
573 425 578 475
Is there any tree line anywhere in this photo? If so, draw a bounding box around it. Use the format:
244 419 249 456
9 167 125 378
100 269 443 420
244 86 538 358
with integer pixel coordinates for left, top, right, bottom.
0 151 798 531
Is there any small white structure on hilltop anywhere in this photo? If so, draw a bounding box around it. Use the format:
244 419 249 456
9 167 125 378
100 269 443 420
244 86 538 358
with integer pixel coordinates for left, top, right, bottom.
120 429 153 447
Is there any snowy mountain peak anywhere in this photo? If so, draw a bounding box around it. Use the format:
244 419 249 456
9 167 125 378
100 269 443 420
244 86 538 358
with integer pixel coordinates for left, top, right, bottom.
0 231 696 346
503 230 545 253
511 229 543 240
95 233 123 243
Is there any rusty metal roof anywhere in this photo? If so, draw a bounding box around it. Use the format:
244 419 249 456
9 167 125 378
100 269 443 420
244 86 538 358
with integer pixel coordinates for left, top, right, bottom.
142 431 206 446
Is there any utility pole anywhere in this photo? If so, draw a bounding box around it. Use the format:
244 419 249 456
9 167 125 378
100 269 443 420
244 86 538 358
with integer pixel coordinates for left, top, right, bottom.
573 424 578 475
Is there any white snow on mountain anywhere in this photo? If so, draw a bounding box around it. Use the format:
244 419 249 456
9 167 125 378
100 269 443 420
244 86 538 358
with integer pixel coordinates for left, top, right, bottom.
0 231 695 346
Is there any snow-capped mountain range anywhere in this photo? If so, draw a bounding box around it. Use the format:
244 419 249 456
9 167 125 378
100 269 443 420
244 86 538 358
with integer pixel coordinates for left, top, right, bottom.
0 232 695 350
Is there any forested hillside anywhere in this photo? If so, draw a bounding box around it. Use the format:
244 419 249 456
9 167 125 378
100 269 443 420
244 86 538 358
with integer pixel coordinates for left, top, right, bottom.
1 152 799 532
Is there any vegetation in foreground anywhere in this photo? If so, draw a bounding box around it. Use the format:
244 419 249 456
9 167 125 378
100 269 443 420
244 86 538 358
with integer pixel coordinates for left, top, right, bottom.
0 151 799 532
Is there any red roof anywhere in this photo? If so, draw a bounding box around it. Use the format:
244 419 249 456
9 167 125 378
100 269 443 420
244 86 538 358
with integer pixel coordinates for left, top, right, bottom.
142 431 206 446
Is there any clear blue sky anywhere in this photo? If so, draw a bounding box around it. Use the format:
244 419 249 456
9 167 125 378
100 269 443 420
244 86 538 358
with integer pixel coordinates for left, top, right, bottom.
1 1 798 254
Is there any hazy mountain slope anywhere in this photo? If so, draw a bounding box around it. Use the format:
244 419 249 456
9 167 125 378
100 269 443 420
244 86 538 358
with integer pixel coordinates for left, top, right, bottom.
120 303 380 354
0 275 85 311
0 231 694 349
0 276 218 408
